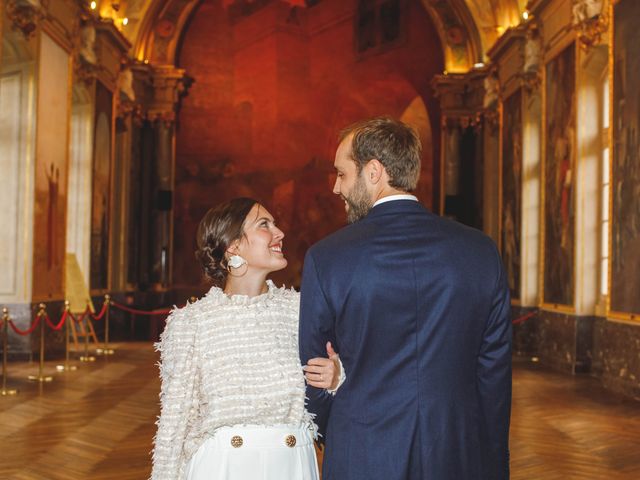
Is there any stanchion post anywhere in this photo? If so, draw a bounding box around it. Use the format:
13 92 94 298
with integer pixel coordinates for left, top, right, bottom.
96 294 114 356
1 308 18 396
28 304 52 382
56 301 77 372
79 302 95 362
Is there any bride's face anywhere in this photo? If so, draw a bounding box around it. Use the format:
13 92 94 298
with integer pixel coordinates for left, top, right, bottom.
234 204 287 274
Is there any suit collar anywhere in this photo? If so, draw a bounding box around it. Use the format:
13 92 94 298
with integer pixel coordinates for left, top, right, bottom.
364 198 428 219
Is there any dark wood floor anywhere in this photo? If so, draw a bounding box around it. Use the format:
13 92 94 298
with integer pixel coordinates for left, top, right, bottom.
0 343 638 479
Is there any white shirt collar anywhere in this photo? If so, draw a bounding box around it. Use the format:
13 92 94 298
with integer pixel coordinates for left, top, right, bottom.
373 194 419 207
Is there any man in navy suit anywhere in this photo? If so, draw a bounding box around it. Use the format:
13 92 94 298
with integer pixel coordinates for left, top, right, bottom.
299 117 511 479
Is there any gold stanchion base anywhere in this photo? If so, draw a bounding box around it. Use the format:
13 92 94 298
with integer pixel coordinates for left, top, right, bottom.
28 375 53 382
56 364 78 371
95 348 115 355
1 388 18 396
79 355 96 362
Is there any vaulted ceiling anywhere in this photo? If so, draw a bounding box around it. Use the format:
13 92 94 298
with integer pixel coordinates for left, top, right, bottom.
94 0 525 71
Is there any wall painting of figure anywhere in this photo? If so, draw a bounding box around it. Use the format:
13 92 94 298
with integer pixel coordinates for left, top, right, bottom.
90 82 112 291
501 88 522 300
611 0 640 316
543 44 575 307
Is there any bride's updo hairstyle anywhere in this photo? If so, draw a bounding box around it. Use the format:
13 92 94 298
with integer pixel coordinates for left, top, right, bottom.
195 197 258 287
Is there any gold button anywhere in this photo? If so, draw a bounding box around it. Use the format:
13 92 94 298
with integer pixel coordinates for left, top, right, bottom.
230 435 243 448
285 434 297 447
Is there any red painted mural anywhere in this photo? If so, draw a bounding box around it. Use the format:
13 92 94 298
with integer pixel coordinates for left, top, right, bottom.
174 0 444 288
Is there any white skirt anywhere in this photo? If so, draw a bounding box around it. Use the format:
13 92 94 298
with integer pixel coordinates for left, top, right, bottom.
185 425 319 480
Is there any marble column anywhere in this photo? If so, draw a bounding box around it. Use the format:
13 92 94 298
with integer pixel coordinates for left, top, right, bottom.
147 66 191 288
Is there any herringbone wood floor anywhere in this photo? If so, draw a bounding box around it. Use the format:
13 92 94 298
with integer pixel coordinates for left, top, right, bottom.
0 343 638 479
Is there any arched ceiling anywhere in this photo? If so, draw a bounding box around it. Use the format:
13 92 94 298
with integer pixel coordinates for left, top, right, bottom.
92 0 525 72
461 0 524 56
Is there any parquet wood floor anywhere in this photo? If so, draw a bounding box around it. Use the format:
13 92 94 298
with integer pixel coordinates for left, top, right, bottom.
0 343 638 479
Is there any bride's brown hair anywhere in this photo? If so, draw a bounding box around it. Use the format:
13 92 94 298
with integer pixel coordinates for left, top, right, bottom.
195 197 258 287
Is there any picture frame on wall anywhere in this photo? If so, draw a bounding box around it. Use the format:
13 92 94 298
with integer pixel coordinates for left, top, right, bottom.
609 0 640 320
501 88 523 301
90 81 113 292
541 42 576 309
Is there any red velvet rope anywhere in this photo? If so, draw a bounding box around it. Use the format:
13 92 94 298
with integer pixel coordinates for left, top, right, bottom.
110 301 172 316
512 310 537 325
8 315 41 336
2 302 536 335
44 311 67 331
90 302 108 321
4 298 172 336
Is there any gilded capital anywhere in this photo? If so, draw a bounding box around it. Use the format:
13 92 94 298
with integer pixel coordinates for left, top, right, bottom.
572 0 608 51
7 0 43 39
147 66 193 126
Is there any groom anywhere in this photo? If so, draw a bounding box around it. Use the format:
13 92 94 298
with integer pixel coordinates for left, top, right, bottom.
299 117 512 479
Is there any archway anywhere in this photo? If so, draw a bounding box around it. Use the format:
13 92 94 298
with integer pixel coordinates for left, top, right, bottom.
169 0 445 288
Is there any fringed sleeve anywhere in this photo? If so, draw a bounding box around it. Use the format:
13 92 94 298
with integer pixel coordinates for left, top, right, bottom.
151 307 199 480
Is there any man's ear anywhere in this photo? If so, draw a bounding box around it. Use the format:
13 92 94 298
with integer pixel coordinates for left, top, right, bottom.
365 159 385 185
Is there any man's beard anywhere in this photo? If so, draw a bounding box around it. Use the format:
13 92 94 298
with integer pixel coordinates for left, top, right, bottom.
344 174 372 224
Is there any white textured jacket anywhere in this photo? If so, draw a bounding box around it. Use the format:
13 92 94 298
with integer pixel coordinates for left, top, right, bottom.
151 281 317 479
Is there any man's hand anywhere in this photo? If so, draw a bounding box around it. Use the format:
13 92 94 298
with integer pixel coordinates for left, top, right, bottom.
303 342 340 390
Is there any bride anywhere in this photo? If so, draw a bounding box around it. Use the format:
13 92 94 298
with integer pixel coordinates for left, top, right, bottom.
151 197 341 480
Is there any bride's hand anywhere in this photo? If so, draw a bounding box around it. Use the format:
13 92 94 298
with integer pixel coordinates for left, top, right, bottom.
304 342 340 390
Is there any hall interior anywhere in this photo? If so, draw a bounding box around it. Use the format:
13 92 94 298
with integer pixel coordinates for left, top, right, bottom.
1 0 640 478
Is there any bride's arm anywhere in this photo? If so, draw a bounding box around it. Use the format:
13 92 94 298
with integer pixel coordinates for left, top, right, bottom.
151 309 198 480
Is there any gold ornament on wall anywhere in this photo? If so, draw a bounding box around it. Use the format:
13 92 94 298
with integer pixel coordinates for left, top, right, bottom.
6 0 43 39
572 0 609 51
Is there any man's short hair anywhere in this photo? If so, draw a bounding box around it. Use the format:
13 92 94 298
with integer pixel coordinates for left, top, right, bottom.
339 116 422 192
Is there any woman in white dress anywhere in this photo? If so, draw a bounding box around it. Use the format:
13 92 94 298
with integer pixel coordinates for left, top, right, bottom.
151 197 340 480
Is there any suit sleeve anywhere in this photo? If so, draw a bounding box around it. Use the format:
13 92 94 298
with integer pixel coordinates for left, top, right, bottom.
299 249 337 440
477 248 512 480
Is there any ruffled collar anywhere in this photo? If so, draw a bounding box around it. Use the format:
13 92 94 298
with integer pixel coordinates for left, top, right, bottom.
206 279 280 306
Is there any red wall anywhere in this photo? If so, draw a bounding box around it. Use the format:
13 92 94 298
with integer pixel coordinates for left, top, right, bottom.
174 0 444 288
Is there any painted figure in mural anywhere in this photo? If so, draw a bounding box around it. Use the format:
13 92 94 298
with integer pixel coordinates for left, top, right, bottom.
151 198 342 480
299 117 512 480
545 46 576 305
45 163 59 270
553 122 573 250
503 201 518 293
502 90 522 298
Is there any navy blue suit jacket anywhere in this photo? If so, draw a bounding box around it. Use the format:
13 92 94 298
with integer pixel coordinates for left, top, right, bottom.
299 200 511 480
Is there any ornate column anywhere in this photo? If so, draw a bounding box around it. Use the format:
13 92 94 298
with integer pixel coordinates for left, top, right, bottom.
481 69 501 245
518 25 543 307
146 66 192 288
572 1 609 315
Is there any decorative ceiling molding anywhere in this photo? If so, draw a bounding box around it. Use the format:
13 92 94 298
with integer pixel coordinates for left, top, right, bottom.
132 0 200 64
461 0 523 57
124 0 528 74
